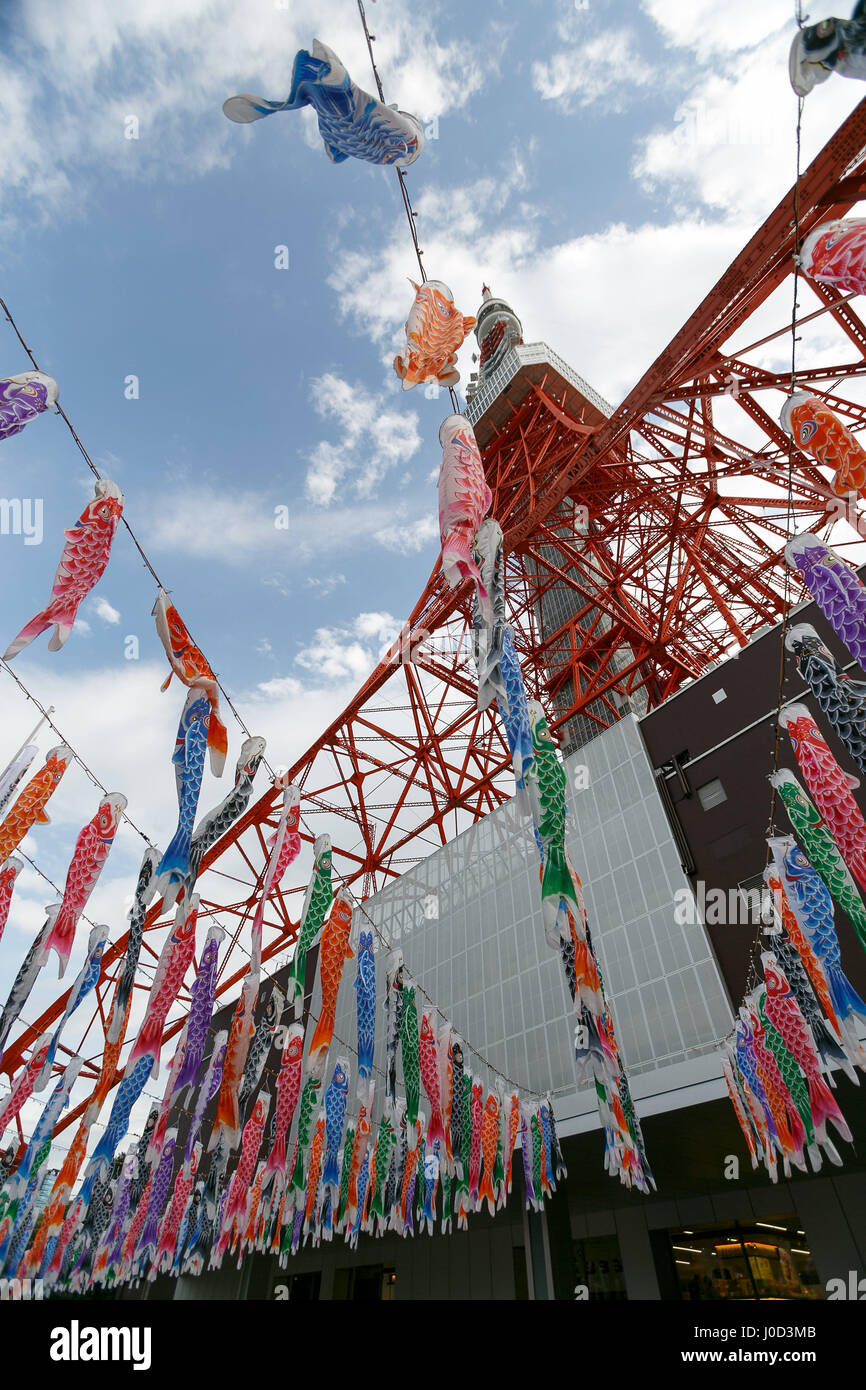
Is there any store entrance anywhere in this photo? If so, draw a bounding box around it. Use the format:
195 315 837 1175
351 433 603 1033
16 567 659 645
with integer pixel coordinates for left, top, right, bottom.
667 1216 822 1300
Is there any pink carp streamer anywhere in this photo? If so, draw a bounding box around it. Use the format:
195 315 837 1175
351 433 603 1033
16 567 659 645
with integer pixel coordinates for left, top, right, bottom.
722 926 857 1179
0 1032 52 1140
42 794 126 978
128 894 199 1076
4 478 124 658
249 783 301 965
438 414 493 621
0 857 22 949
780 703 866 892
800 217 866 297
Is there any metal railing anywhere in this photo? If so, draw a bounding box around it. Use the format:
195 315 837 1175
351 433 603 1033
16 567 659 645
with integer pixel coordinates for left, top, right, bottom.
466 341 614 424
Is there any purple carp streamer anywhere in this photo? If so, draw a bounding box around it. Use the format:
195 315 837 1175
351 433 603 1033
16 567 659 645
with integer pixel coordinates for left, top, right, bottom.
173 923 224 1103
786 532 866 671
0 370 57 442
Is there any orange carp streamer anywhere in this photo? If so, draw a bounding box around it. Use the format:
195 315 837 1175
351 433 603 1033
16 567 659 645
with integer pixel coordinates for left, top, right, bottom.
394 280 475 391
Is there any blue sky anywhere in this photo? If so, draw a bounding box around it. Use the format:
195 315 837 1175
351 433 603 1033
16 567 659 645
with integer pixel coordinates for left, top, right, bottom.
1 1 860 709
1 0 865 1146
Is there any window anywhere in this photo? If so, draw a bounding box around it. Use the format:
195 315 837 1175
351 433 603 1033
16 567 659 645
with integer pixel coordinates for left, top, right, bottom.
669 1216 821 1301
333 1264 396 1301
573 1235 626 1300
697 778 727 810
275 1271 321 1301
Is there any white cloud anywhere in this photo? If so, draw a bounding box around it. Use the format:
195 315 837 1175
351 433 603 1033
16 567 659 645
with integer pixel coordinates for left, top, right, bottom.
92 595 121 625
326 155 533 350
262 575 291 599
253 674 303 700
410 155 531 241
333 180 751 407
353 611 401 644
3 884 53 939
642 0 793 61
306 374 422 505
139 482 416 565
636 4 864 220
375 512 438 555
0 0 491 238
141 484 291 561
325 8 866 414
306 442 346 509
294 611 401 682
304 573 347 597
532 28 657 113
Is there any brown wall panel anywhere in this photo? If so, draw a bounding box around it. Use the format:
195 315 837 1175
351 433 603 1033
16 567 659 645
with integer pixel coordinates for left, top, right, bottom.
640 569 866 1004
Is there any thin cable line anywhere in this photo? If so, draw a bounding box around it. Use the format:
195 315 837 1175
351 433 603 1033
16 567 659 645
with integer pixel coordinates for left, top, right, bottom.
751 19 806 1000
0 295 276 785
0 659 156 848
14 848 106 938
354 0 463 419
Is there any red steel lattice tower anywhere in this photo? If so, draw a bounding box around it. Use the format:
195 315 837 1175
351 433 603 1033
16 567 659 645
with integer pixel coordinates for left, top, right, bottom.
10 96 866 1142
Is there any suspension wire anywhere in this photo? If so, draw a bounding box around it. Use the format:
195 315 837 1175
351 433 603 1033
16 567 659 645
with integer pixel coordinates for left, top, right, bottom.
354 0 462 417
0 295 276 785
762 105 803 866
0 659 157 849
742 13 806 1011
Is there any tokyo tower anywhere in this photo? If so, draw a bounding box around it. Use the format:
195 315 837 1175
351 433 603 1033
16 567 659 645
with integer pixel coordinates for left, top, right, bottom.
9 95 866 1143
